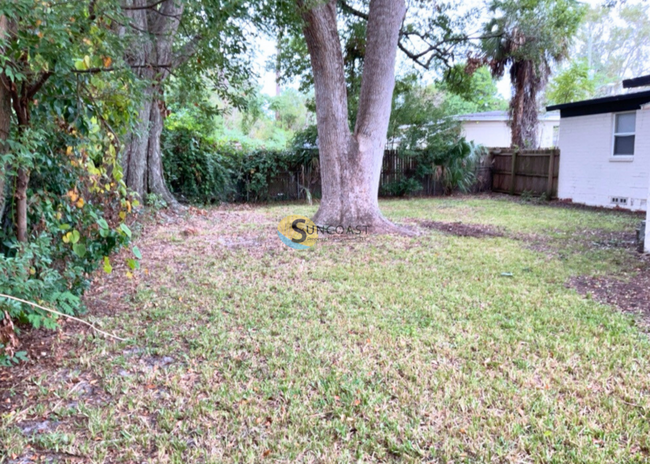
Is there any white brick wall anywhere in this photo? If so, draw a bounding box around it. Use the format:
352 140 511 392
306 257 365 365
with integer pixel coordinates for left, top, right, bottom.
646 192 649 253
557 108 650 212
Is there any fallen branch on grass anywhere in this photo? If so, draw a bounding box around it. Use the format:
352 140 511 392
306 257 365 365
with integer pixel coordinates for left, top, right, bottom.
0 293 127 342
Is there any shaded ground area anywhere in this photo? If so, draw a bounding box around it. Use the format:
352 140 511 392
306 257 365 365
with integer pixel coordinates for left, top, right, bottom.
2 196 650 463
418 220 506 238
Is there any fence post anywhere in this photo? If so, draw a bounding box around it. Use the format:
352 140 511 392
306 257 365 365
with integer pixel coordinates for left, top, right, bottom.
546 150 556 198
509 149 517 195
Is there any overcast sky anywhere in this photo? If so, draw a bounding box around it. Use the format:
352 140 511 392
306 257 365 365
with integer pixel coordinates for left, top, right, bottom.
253 0 645 98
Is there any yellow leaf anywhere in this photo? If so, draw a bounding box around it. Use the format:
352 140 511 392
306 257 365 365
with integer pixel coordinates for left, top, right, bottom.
67 190 79 202
119 211 126 220
62 232 71 243
103 56 112 68
125 200 131 213
76 198 85 208
126 271 133 279
66 146 73 156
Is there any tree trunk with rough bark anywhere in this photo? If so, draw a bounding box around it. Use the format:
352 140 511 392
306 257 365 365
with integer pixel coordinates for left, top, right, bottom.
509 60 543 149
121 0 180 207
300 0 408 233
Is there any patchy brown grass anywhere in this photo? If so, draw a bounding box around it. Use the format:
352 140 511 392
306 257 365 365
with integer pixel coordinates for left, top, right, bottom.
1 197 649 463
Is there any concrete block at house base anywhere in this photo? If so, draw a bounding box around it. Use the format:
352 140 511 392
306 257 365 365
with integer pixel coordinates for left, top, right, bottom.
637 221 646 253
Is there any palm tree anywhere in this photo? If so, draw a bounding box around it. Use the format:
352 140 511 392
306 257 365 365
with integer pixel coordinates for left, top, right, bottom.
481 0 586 148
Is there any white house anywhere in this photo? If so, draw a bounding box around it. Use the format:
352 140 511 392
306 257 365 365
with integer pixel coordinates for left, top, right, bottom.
456 110 560 148
547 89 650 212
646 178 649 252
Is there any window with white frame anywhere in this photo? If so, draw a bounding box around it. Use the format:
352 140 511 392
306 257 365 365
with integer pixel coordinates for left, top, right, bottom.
613 112 636 156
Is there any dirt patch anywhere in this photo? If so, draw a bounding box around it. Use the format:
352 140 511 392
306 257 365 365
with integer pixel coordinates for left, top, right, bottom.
569 270 650 325
419 220 505 239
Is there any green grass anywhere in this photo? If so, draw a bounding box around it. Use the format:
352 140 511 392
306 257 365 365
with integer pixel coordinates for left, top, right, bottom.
2 196 649 463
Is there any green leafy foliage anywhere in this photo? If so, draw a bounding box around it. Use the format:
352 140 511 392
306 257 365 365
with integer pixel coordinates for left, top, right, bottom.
379 177 422 198
0 128 136 362
232 150 303 202
162 127 234 204
441 66 509 114
431 139 486 194
0 0 141 364
547 60 597 105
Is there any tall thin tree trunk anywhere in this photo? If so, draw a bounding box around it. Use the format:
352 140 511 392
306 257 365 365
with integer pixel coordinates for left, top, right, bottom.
300 0 408 232
146 95 173 202
0 15 11 221
14 167 28 242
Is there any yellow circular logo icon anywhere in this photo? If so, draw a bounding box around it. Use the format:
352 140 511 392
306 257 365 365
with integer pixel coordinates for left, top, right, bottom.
277 215 318 249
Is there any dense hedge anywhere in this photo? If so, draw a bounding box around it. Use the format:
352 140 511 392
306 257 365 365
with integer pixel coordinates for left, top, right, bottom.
162 127 319 203
161 125 482 204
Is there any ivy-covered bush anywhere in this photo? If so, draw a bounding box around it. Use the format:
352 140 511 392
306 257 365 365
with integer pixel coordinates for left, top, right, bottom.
231 150 293 202
162 122 321 203
162 128 234 204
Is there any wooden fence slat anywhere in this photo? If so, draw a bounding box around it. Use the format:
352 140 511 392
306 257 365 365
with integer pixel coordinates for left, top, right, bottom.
546 151 556 197
509 150 517 195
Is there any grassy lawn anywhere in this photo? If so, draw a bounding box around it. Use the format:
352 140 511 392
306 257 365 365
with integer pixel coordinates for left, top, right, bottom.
2 196 650 463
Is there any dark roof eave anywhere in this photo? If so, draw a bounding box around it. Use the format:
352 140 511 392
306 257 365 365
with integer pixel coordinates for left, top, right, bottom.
623 75 650 89
546 90 650 117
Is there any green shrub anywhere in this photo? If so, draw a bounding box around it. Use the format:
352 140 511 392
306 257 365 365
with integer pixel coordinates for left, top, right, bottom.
231 150 292 202
162 123 321 203
403 138 485 195
380 177 423 197
162 127 234 204
1 123 137 366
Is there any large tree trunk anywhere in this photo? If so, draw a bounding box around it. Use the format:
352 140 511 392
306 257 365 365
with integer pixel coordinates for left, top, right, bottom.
300 0 407 233
121 0 180 207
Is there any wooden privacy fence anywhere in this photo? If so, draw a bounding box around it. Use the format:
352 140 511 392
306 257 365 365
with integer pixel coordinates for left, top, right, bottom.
489 148 560 198
263 149 492 201
260 148 557 201
380 149 491 196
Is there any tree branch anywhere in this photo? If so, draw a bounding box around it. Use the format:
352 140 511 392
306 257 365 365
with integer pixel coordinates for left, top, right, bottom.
338 0 368 20
26 71 53 100
121 0 166 11
339 1 502 70
172 34 202 68
71 64 172 74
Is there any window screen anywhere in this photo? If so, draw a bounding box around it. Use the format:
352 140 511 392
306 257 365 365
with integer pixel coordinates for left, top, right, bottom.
613 113 636 156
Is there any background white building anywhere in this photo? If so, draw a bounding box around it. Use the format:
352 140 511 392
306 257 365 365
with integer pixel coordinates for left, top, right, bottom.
547 90 650 212
456 111 560 148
